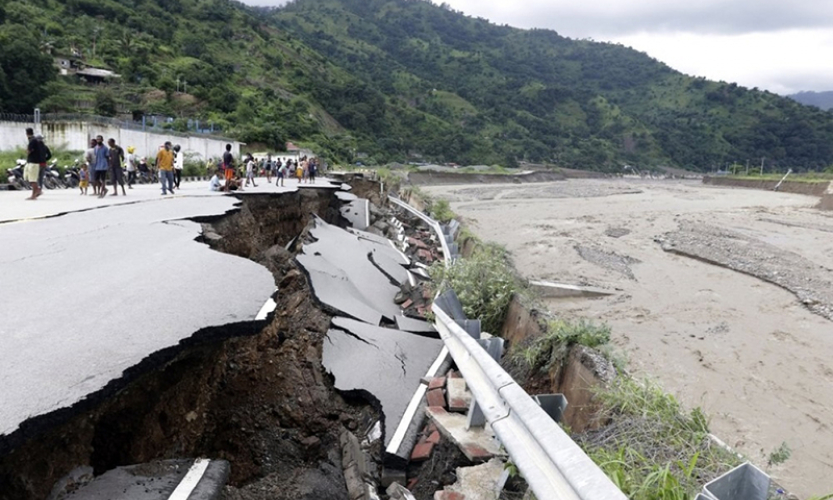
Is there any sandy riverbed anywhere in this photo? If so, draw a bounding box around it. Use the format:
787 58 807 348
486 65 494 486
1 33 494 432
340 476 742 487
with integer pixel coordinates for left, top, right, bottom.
423 179 833 497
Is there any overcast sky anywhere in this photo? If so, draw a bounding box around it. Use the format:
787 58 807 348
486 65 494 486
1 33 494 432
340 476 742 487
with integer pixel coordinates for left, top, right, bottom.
246 0 833 94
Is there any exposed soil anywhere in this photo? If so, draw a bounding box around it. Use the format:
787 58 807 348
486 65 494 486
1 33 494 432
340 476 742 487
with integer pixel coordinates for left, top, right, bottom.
424 179 833 497
0 191 379 500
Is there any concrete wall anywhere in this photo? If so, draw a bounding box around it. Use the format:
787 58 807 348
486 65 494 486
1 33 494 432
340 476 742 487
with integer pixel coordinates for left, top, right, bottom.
703 175 831 197
0 120 241 163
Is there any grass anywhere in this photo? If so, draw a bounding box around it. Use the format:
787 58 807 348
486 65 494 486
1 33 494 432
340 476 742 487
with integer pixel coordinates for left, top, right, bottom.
576 378 743 499
519 319 612 371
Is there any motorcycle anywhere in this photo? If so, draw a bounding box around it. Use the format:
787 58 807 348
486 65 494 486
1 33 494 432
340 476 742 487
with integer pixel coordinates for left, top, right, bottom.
6 160 30 190
64 160 81 188
42 160 64 189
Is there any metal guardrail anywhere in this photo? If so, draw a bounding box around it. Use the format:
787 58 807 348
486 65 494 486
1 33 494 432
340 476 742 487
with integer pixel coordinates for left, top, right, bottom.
432 304 627 500
387 196 453 265
389 193 625 499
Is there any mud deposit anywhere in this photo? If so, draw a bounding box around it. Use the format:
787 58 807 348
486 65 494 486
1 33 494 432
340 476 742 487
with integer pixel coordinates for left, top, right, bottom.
0 191 377 500
425 179 833 497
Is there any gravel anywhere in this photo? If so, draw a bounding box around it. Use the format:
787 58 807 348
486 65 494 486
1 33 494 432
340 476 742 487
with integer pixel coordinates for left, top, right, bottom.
574 244 641 280
659 221 833 321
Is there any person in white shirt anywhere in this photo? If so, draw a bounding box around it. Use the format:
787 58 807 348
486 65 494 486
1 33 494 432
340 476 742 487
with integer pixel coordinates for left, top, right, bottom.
245 155 257 187
125 146 137 188
209 172 222 192
173 144 184 189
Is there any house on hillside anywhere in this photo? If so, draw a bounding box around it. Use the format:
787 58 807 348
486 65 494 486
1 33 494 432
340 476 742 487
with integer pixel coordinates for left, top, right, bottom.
53 55 120 83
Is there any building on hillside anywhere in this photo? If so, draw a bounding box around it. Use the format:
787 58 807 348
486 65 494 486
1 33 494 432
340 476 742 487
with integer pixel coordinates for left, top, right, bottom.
52 56 120 83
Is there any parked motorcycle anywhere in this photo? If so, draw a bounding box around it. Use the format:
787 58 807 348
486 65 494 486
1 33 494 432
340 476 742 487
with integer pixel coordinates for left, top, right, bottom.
6 160 30 190
42 160 64 189
64 160 81 188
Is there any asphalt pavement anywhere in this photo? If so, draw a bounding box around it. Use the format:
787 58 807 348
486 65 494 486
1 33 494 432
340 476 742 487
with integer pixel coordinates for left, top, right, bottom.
0 180 334 439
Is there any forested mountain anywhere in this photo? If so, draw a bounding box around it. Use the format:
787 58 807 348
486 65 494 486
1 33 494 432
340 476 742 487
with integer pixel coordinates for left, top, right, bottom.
3 0 833 171
789 91 833 111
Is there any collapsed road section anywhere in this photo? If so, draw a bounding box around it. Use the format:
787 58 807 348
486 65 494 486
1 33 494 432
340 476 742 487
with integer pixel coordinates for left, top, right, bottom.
0 178 479 500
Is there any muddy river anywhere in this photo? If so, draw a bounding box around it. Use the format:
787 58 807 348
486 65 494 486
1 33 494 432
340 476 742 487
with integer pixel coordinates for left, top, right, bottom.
424 179 833 497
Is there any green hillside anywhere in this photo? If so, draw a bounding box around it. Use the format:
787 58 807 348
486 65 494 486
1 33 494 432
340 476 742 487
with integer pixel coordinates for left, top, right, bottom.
2 0 833 171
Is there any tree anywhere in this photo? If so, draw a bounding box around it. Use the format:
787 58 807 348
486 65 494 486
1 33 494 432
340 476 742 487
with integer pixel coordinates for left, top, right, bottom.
0 24 55 113
94 89 118 116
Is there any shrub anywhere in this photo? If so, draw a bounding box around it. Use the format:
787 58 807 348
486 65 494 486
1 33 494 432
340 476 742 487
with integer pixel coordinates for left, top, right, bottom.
429 243 519 334
430 198 455 223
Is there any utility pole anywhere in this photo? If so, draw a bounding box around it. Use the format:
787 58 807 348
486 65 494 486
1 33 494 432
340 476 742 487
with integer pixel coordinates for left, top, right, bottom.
746 159 749 175
760 157 765 176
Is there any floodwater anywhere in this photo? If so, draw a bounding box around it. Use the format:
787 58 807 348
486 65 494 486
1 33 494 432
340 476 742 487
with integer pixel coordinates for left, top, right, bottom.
424 179 833 497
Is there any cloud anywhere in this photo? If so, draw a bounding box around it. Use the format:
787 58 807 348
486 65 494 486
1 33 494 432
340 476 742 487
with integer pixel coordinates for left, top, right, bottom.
234 0 833 93
438 0 833 37
614 28 833 93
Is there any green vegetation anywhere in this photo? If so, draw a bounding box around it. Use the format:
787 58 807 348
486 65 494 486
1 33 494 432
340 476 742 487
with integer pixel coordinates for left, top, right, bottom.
429 198 455 223
3 0 833 171
578 378 742 499
429 242 519 334
767 442 791 468
519 319 611 370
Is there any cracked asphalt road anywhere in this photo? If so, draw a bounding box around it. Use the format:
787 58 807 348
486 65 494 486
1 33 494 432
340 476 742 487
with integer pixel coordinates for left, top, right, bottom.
0 186 277 438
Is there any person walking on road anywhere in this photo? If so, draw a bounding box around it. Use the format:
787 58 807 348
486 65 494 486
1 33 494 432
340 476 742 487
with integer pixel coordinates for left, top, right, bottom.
84 139 97 195
107 138 126 196
156 141 176 195
125 146 137 188
24 128 42 200
93 135 110 198
222 144 235 193
245 155 258 187
277 160 287 187
35 134 51 191
173 144 183 189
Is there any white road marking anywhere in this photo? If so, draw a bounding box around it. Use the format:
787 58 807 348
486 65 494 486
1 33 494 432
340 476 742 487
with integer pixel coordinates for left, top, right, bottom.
168 458 210 500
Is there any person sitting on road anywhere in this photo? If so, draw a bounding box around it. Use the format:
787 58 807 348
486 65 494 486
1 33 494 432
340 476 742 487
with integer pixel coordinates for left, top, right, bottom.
209 170 222 192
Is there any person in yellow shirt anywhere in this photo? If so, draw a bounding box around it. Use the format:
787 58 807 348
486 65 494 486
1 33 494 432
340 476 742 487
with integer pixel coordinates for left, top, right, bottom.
156 141 175 195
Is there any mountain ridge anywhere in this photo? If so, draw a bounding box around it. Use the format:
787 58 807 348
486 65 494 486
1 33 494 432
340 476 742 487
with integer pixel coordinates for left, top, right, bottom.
1 0 832 171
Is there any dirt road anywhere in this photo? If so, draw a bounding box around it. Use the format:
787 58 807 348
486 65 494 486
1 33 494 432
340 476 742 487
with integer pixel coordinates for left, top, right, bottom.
423 179 833 497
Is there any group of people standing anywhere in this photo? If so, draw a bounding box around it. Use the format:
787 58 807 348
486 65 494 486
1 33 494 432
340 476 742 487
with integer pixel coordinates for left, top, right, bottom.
210 148 321 192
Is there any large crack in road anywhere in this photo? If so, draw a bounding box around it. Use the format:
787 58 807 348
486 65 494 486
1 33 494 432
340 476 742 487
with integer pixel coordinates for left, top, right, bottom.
0 189 382 500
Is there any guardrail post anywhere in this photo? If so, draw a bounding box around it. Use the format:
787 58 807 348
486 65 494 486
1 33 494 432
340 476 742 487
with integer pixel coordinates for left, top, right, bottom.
533 394 568 424
466 399 487 429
